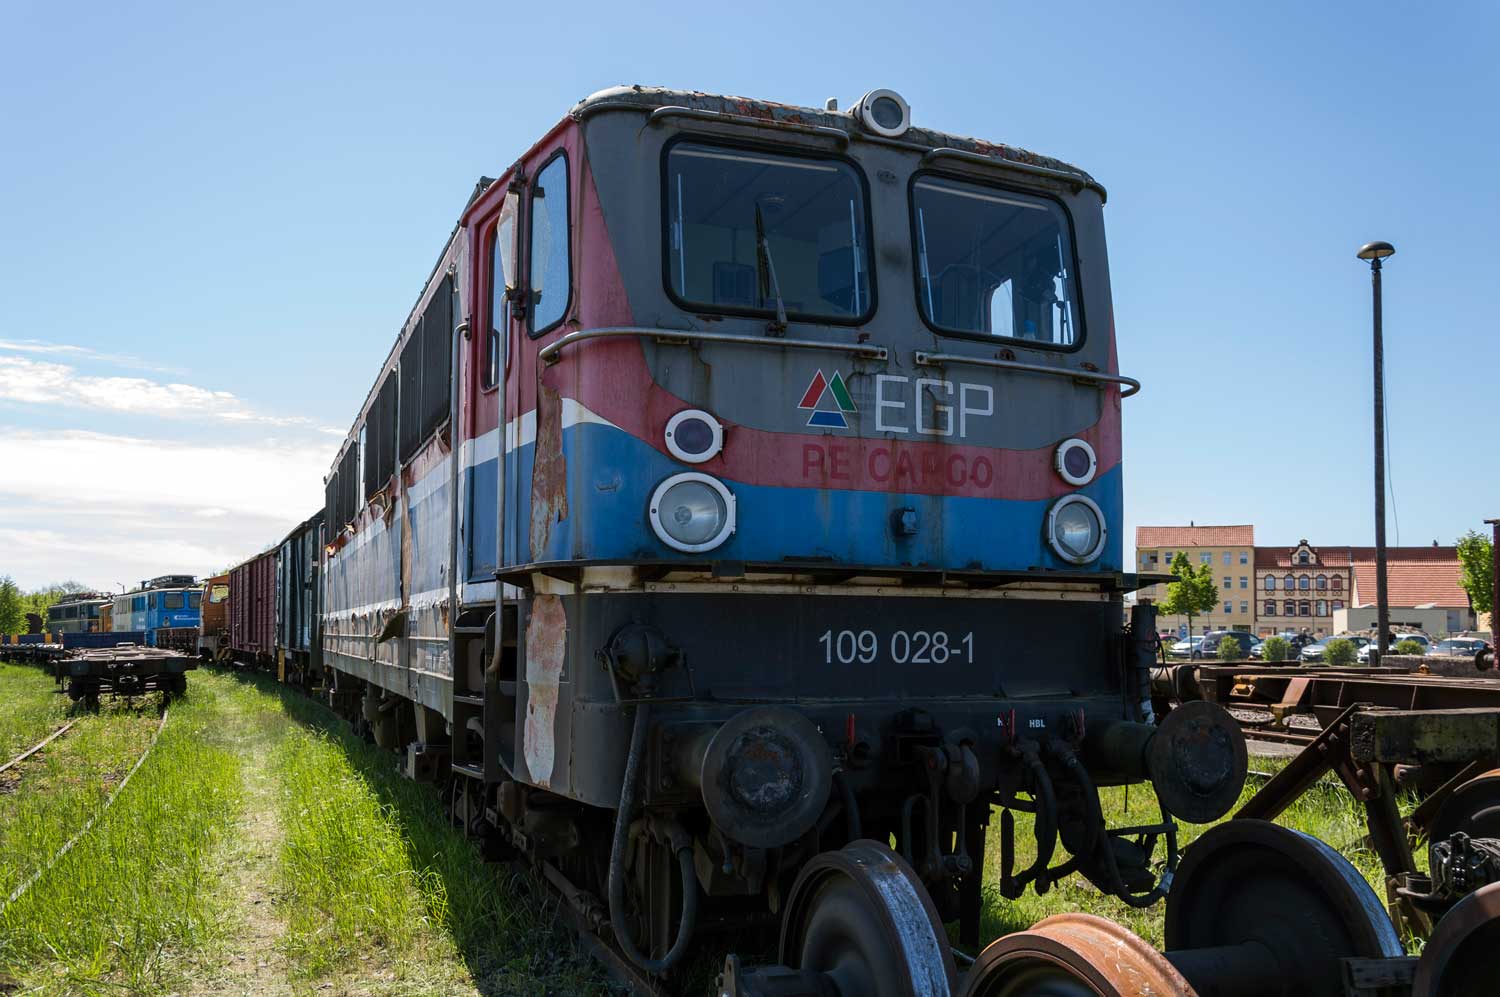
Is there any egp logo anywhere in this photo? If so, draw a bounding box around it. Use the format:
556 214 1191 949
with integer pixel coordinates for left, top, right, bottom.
799 370 995 439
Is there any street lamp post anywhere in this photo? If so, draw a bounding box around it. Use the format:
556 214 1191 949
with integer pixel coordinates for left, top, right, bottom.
1357 241 1395 658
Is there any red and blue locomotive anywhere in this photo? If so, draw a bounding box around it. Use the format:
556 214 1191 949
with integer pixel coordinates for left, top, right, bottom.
317 86 1257 992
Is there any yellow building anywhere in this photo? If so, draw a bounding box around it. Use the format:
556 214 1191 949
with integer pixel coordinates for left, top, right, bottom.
1135 524 1256 635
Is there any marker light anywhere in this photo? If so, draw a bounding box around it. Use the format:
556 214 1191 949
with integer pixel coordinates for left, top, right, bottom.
649 472 736 553
853 89 911 138
1047 494 1106 565
664 409 723 464
1054 438 1097 486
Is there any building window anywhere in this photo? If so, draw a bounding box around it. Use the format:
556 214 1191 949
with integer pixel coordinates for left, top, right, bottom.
1224 602 1233 614
1164 551 1174 563
1240 552 1248 564
1316 575 1327 590
1299 575 1310 590
1265 601 1277 616
1223 576 1232 589
1332 576 1343 591
1285 600 1296 616
1266 576 1276 591
1300 601 1311 616
1284 574 1295 589
1141 553 1153 567
1239 576 1248 589
1240 601 1248 614
1201 552 1212 564
1223 552 1232 566
1332 600 1344 611
1316 600 1327 616
1298 551 1310 564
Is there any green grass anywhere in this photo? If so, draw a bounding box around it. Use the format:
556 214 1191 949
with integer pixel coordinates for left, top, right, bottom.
0 686 241 995
0 662 67 762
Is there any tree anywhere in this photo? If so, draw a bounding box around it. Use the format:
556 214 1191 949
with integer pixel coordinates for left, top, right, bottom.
1325 638 1356 666
21 581 91 625
0 576 24 636
1159 553 1220 638
1262 636 1290 662
1457 530 1493 616
1216 636 1243 661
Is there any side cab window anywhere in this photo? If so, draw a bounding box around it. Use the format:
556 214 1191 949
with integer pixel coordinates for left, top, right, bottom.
484 191 520 389
528 153 571 336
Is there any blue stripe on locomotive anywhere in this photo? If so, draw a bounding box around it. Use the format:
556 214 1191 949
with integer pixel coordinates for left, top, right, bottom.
465 423 1121 581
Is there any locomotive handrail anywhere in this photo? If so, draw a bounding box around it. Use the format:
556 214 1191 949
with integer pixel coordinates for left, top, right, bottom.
913 350 1141 397
922 147 1109 203
539 326 888 366
648 105 852 146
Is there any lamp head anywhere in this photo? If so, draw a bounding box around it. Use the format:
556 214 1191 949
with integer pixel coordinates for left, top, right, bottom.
1357 241 1396 261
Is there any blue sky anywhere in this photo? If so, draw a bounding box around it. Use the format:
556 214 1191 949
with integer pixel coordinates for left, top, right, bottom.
2 1 1496 589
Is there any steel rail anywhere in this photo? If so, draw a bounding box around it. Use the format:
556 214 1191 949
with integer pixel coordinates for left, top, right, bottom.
914 350 1142 397
539 326 888 366
0 705 170 915
0 721 76 777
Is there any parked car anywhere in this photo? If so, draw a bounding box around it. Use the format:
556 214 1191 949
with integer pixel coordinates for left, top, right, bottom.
1196 631 1258 659
1430 638 1491 658
1300 635 1370 663
1357 633 1432 662
1169 636 1204 659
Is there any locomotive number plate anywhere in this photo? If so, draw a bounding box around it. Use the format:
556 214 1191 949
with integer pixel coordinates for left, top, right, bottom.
818 629 975 666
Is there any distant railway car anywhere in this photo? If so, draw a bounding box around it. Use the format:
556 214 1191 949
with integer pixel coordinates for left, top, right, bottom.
111 575 201 649
99 601 113 633
45 593 108 634
228 550 276 666
197 573 230 659
274 512 324 685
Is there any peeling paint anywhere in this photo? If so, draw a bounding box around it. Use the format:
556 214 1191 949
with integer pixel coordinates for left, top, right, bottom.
530 384 569 558
523 594 566 788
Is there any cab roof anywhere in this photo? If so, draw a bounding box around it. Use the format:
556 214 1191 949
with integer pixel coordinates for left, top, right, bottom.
571 85 1102 197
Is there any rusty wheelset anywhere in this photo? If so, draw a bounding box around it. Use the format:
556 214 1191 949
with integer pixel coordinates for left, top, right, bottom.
721 818 1500 997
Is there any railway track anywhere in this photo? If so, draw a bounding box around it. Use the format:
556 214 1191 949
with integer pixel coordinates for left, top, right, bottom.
0 721 77 783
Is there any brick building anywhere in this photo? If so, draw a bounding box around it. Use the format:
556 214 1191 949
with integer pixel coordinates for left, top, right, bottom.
1253 540 1351 637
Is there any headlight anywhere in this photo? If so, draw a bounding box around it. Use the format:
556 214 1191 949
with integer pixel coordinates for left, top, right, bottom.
1046 494 1106 564
853 88 911 138
664 409 723 464
649 472 736 553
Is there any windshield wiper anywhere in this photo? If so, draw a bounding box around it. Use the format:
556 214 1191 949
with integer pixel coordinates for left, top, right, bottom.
754 203 788 335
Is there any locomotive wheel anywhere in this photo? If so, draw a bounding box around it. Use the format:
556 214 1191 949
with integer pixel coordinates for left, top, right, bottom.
779 841 955 997
958 914 1191 997
1426 769 1500 872
1164 819 1403 997
1413 881 1500 996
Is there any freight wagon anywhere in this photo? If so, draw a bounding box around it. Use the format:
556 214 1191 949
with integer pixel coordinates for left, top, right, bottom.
228 550 276 667
274 512 323 686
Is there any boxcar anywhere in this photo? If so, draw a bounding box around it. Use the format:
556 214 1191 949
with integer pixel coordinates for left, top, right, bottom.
274 512 324 685
229 550 276 666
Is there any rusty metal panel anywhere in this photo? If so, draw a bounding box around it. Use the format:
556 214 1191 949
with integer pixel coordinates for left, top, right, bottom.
229 550 276 657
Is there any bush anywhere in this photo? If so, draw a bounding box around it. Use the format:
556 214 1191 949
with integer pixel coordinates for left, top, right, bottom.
1216 637 1244 661
1262 636 1290 662
1325 638 1356 665
1395 639 1426 656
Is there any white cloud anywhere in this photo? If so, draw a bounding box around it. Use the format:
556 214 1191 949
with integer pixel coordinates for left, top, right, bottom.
0 428 332 589
0 354 340 433
0 338 181 374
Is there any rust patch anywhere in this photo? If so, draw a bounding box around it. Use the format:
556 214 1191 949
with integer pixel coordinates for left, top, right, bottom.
523 594 567 788
530 384 569 559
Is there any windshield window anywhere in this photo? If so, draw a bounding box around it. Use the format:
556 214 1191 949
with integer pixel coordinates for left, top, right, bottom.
665 142 872 322
912 177 1080 347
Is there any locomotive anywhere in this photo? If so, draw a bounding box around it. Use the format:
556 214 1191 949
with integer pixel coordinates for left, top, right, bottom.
300 86 1449 995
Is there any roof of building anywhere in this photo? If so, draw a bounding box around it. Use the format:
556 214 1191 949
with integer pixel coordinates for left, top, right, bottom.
1255 545 1353 569
1349 547 1468 608
1136 525 1255 549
